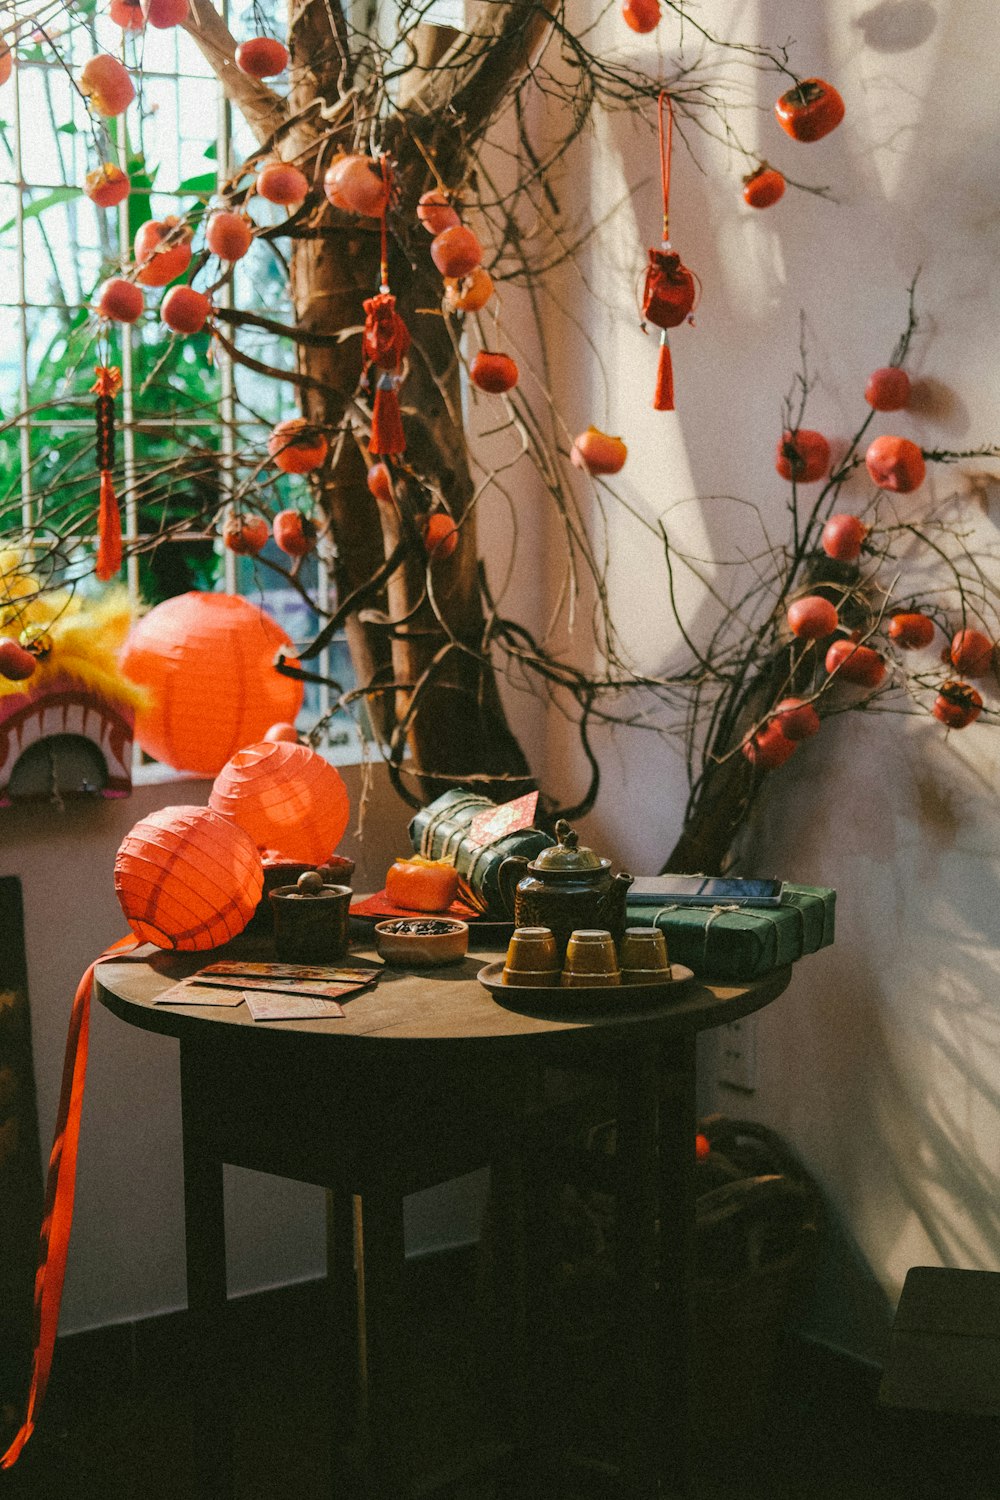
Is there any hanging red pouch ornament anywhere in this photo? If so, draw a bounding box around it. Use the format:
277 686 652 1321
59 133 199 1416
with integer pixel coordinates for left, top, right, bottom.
642 93 698 411
643 249 696 331
92 365 123 580
362 159 411 456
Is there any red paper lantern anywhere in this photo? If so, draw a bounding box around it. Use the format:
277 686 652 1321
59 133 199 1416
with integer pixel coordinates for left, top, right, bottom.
114 805 263 949
119 592 303 775
209 741 351 864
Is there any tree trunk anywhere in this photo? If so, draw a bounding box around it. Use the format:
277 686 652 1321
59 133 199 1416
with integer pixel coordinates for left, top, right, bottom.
285 3 534 803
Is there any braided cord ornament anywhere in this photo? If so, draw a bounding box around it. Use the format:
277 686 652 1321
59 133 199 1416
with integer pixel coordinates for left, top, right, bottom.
92 366 123 581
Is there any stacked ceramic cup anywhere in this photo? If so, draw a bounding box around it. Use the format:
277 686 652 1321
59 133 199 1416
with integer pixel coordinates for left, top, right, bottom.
501 926 561 987
619 926 671 984
560 929 621 986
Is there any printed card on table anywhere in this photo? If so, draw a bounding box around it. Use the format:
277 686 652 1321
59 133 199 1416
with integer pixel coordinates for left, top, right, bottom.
242 992 346 1022
188 974 377 1001
154 970 378 1008
198 961 376 983
154 979 246 1007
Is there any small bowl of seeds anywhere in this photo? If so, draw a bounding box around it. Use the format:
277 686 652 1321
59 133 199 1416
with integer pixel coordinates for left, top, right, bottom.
373 917 469 968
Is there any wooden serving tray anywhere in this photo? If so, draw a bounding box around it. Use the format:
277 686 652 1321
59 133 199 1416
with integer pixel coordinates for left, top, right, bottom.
477 960 695 1010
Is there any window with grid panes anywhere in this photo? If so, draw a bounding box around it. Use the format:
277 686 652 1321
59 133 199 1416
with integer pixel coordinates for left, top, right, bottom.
0 0 358 759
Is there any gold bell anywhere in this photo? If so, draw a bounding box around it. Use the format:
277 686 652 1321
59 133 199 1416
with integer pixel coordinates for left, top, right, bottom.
19 624 53 658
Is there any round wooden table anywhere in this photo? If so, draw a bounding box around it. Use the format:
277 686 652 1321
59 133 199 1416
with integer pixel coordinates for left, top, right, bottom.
95 942 792 1499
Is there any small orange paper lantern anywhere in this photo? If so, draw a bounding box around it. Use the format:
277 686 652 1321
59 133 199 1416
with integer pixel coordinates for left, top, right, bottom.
114 805 263 949
119 593 303 775
209 741 351 865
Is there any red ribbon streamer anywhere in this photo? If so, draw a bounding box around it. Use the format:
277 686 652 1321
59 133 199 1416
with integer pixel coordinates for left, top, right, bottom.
1 935 139 1470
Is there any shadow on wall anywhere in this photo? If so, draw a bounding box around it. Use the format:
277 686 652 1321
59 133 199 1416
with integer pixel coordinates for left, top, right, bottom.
854 2 937 53
742 709 1000 1354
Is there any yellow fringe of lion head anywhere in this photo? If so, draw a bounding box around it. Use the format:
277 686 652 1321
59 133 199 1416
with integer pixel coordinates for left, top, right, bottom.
0 549 147 711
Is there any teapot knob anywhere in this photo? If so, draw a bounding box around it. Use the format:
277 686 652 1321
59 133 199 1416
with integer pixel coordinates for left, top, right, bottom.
555 818 577 850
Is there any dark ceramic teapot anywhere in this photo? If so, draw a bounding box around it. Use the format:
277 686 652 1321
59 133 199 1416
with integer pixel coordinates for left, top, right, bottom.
498 819 634 960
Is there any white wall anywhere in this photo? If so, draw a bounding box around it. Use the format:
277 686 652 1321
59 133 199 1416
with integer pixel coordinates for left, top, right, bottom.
0 762 498 1336
523 0 1000 1360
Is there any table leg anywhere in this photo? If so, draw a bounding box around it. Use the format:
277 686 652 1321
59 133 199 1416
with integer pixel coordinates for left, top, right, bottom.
614 1050 660 1500
179 1044 234 1500
323 1186 367 1500
656 1034 698 1498
488 1145 532 1446
326 1188 361 1425
354 1183 411 1499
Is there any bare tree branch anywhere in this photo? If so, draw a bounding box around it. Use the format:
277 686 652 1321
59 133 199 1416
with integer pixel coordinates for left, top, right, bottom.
183 0 287 148
402 0 558 145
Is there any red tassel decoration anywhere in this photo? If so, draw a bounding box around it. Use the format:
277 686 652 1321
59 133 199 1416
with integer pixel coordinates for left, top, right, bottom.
643 93 698 411
371 374 406 456
653 335 674 412
91 366 123 582
96 470 122 581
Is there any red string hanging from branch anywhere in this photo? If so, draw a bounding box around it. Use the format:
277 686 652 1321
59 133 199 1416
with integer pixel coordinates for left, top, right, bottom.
91 366 123 580
362 159 410 456
642 93 698 412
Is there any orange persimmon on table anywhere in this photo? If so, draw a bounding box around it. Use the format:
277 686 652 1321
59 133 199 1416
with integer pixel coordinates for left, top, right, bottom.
383 856 460 913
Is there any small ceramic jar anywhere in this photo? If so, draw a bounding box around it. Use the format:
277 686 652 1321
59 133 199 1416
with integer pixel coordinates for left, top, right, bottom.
269 882 352 963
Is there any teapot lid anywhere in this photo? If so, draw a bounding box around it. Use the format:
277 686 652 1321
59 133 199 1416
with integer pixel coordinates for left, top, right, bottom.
530 819 607 873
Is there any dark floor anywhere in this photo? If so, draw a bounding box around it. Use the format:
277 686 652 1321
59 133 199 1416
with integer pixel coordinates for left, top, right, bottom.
3 1252 997 1500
